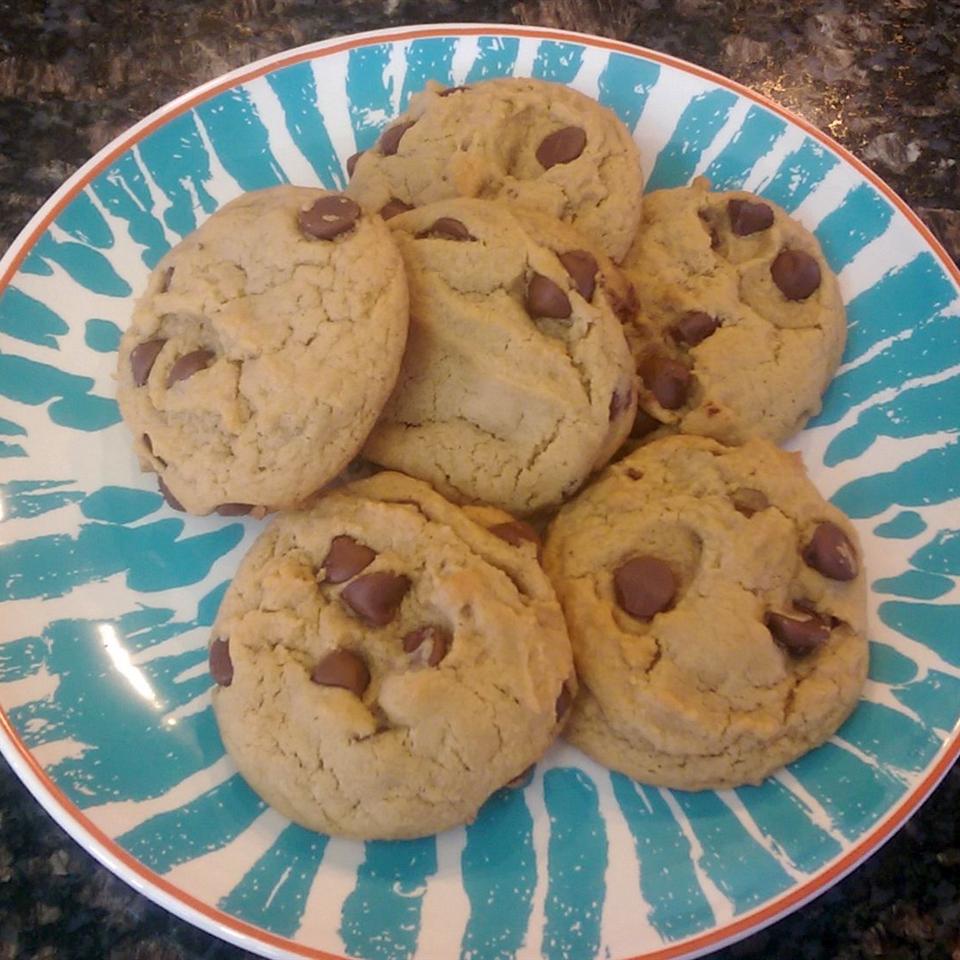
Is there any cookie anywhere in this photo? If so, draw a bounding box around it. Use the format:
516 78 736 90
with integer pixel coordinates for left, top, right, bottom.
346 77 644 262
361 198 638 516
623 177 845 446
116 186 408 515
542 435 868 790
209 471 575 839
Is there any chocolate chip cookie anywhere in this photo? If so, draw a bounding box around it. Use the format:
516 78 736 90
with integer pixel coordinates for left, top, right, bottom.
361 198 638 516
116 186 409 515
623 177 845 446
542 435 868 790
346 77 645 261
209 471 575 839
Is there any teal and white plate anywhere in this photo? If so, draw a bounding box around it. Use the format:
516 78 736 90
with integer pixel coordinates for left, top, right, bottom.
1 24 958 960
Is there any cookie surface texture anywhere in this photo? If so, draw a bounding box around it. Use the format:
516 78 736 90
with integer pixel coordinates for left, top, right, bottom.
210 472 575 839
361 198 638 515
542 435 868 790
623 177 845 446
116 186 409 515
346 77 644 261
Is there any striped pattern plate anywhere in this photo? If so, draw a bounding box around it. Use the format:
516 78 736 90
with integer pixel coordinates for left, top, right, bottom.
0 24 958 960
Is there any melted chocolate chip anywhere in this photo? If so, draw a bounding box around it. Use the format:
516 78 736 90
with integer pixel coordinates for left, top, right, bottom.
771 249 821 300
609 384 633 421
639 355 690 410
380 198 414 220
489 520 541 550
728 198 774 236
731 487 769 518
341 571 411 626
298 194 362 240
159 266 174 292
166 349 214 388
130 338 166 387
558 250 598 301
209 638 233 686
765 611 830 657
671 311 721 347
321 535 376 584
416 217 474 241
380 119 415 156
614 556 677 621
802 521 858 581
346 151 363 178
438 85 469 97
402 624 451 667
525 273 572 319
311 650 370 696
536 126 586 169
555 683 573 720
142 433 153 454
157 476 184 512
215 503 254 516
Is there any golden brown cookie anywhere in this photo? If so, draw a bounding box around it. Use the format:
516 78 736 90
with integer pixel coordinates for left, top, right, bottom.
210 472 575 839
542 435 868 790
116 186 408 515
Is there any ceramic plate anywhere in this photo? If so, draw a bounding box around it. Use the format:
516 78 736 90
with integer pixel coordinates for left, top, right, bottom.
1 23 958 960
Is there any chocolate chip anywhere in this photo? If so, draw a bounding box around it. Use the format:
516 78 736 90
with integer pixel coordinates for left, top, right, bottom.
166 349 214 388
536 126 586 169
215 503 254 516
341 571 410 626
671 311 721 347
639 355 690 410
311 650 370 696
614 556 677 620
609 384 633 421
630 408 661 439
416 217 474 241
438 85 469 97
321 535 376 584
346 151 363 178
489 520 541 550
555 683 573 720
380 120 415 156
380 198 414 220
558 250 597 301
159 266 174 292
402 624 451 666
526 273 571 319
803 521 858 581
765 611 830 657
771 249 821 300
130 338 166 386
731 487 769 517
728 198 774 236
298 194 362 240
209 638 233 686
157 476 184 512
142 433 153 454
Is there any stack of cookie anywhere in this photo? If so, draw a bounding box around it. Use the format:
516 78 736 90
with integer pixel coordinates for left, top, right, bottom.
116 76 866 839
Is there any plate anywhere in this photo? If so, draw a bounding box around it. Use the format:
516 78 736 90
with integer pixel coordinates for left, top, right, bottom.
1 23 958 960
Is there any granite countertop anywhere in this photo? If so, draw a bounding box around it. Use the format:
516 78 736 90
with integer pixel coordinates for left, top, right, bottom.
0 1 958 958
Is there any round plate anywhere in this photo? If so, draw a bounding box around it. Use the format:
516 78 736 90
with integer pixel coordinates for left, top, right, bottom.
1 23 958 960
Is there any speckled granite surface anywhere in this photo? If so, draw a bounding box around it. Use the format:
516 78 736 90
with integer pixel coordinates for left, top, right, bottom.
0 1 958 958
